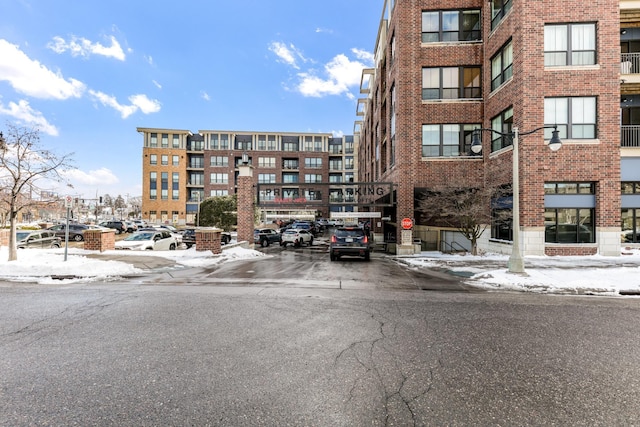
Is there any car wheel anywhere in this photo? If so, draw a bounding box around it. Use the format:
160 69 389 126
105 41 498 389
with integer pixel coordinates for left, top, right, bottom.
73 234 83 242
261 239 269 247
169 243 176 250
364 252 370 261
222 235 230 245
309 236 314 245
330 253 336 261
51 243 61 249
280 242 286 247
294 239 301 248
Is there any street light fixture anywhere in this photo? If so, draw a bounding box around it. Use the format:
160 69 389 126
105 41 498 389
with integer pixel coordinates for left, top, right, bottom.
471 125 562 274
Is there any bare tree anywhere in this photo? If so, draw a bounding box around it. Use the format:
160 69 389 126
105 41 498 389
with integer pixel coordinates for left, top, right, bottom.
417 184 510 255
0 124 74 261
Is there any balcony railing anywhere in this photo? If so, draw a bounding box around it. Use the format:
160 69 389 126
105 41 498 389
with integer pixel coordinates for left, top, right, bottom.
622 125 640 147
621 53 640 74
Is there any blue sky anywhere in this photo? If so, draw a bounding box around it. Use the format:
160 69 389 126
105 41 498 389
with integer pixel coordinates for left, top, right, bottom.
0 0 380 201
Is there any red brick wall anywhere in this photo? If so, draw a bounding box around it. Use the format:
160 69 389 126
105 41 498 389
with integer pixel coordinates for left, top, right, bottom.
195 229 222 254
83 230 115 252
237 168 255 246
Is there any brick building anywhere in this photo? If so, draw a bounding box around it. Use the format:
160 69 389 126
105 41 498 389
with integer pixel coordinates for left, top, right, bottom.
137 128 357 225
356 0 637 256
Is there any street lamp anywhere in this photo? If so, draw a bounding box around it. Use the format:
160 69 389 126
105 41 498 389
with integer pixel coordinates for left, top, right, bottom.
471 125 562 274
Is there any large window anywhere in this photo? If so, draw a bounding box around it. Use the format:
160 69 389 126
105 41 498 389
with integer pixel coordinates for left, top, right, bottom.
422 67 481 100
210 156 228 167
422 124 480 157
282 137 299 152
150 133 157 148
490 107 513 152
305 158 322 169
161 172 168 200
259 157 276 168
622 182 640 243
544 23 596 66
258 173 276 184
161 134 169 148
544 182 595 244
172 134 180 148
305 174 322 183
491 0 512 30
149 172 157 200
172 173 179 200
282 172 299 184
421 10 481 43
172 155 179 166
491 40 513 91
161 155 168 166
210 173 229 184
544 97 596 139
150 154 157 165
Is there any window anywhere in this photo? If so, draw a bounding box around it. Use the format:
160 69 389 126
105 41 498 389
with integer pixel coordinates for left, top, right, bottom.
210 173 229 184
283 159 299 169
210 156 228 167
161 155 168 165
305 174 322 183
314 136 323 152
345 136 354 154
623 182 640 194
150 133 157 148
422 124 481 157
544 182 595 194
161 134 169 148
545 23 596 66
282 136 299 152
622 206 640 243
545 208 595 243
189 156 204 168
282 172 299 183
329 174 343 183
172 134 180 148
345 157 354 169
491 0 512 30
172 173 179 200
544 97 596 139
304 136 314 152
422 67 481 100
211 134 219 150
305 158 322 169
210 190 228 197
258 173 276 184
161 172 168 200
150 172 157 200
220 134 229 150
259 157 276 168
329 159 343 170
189 172 204 185
235 135 252 151
491 40 513 91
491 185 513 241
267 135 277 151
172 155 180 166
150 154 157 165
257 135 267 150
421 9 480 43
491 107 513 152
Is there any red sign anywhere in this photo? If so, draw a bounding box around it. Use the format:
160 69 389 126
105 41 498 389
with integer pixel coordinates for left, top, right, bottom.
401 217 413 230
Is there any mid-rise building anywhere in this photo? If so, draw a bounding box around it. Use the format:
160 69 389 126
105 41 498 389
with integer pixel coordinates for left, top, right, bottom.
137 128 357 225
356 0 632 256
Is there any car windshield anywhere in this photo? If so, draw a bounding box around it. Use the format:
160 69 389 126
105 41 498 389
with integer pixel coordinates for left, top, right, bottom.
284 230 297 234
16 232 31 241
124 232 154 241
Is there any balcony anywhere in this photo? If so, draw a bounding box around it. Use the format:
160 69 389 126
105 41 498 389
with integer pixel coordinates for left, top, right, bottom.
622 125 640 147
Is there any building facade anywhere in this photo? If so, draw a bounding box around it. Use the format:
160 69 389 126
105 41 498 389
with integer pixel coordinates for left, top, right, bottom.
356 0 633 256
137 128 357 225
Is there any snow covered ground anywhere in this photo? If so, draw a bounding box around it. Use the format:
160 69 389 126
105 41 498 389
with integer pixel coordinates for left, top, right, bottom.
1 245 639 296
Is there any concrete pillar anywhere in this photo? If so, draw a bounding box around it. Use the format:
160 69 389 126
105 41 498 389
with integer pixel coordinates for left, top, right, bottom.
237 164 254 248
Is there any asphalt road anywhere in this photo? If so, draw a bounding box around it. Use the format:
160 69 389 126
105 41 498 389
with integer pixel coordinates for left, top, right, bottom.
2 245 640 426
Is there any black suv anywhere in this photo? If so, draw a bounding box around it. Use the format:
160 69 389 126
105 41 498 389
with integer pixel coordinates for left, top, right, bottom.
329 227 372 261
254 228 281 247
99 220 127 234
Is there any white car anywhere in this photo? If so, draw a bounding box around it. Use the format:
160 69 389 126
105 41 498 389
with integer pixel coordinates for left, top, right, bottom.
115 230 178 251
280 229 313 247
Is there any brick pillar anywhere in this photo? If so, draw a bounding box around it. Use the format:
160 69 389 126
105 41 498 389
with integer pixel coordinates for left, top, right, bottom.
237 164 254 248
83 229 115 252
195 228 222 254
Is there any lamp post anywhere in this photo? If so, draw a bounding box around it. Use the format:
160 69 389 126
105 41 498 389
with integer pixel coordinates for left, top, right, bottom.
471 125 562 274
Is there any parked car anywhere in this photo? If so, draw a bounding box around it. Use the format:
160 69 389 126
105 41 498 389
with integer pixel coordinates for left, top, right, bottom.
46 223 88 242
114 230 178 251
16 230 62 249
290 221 319 236
254 228 281 247
98 220 127 234
182 228 231 248
330 226 372 261
280 229 313 247
124 221 138 233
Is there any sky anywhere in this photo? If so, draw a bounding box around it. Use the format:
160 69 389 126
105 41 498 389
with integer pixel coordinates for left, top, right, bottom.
0 0 381 201
2 243 640 297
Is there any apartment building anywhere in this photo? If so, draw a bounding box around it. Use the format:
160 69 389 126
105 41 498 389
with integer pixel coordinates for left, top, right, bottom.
355 0 632 256
137 128 357 225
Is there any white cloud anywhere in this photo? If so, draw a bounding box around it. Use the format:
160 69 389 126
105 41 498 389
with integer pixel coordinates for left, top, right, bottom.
152 80 162 89
315 28 334 34
295 50 373 98
201 91 210 101
48 35 126 61
268 42 307 69
0 39 86 100
0 99 59 136
89 90 161 118
62 167 119 186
